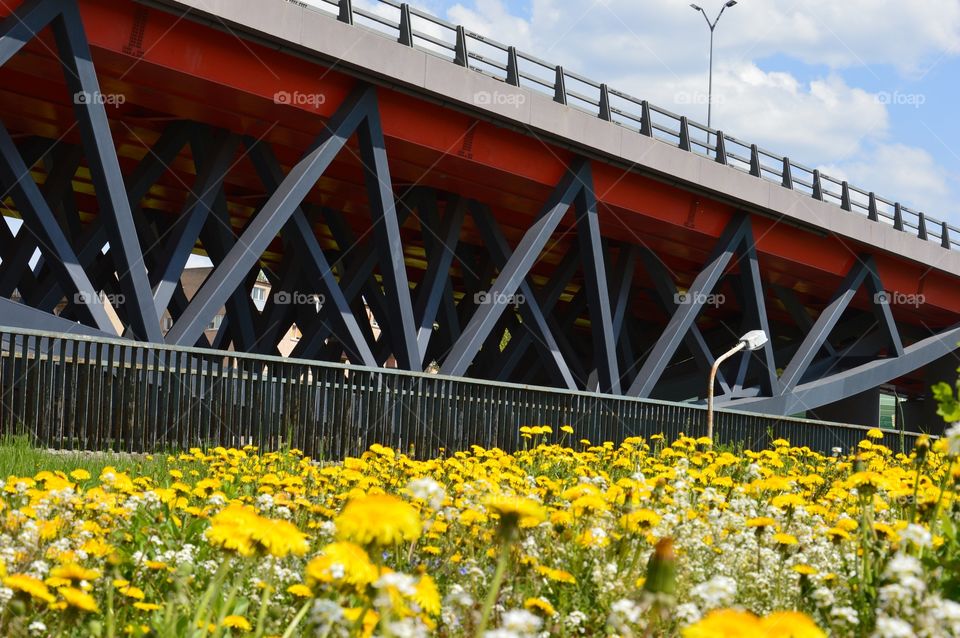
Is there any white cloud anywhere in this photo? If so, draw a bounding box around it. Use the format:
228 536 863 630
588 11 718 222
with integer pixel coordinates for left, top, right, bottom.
622 65 888 162
822 144 954 219
504 0 960 75
437 0 960 222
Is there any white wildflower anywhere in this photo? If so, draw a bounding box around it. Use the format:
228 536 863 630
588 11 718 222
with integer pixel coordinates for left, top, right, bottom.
501 609 542 635
899 524 931 549
885 553 923 580
690 575 737 610
945 422 960 457
873 616 914 638
407 477 447 510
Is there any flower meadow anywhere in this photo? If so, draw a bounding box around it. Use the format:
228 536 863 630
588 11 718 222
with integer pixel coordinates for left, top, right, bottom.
0 425 958 638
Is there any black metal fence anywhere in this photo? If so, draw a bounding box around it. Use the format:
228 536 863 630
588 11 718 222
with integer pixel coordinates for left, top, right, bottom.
0 326 918 457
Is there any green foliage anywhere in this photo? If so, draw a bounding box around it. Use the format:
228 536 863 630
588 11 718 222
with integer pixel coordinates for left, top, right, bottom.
933 380 960 423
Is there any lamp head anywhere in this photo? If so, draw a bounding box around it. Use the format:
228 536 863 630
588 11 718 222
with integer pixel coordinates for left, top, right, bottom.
725 0 737 6
739 330 768 351
690 3 703 10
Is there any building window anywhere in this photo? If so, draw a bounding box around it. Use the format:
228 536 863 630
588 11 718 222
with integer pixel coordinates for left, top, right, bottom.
163 316 174 331
207 315 223 331
251 286 268 311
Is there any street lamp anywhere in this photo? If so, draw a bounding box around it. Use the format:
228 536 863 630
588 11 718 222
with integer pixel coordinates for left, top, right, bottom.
706 329 767 441
690 0 737 133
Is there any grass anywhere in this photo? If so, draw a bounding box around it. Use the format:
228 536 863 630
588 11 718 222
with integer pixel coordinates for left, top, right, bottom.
0 434 173 480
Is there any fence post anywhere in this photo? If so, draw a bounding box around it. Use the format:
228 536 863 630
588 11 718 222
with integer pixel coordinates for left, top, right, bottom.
398 4 413 46
337 0 353 24
553 66 567 104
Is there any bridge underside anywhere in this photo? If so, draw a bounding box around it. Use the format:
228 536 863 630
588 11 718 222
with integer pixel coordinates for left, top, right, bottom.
0 0 958 429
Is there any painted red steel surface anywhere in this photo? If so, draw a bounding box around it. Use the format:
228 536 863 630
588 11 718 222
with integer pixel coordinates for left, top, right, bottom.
0 0 956 344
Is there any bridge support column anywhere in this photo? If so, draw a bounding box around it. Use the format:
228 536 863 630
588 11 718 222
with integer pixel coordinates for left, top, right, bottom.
808 388 881 429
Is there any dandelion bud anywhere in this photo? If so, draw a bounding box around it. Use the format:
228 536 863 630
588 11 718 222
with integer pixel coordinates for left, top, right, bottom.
643 537 677 596
914 435 930 463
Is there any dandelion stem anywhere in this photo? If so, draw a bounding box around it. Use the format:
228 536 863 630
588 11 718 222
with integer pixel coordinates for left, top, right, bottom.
476 538 511 637
909 460 923 522
281 601 312 638
192 560 231 634
253 579 273 638
928 456 957 540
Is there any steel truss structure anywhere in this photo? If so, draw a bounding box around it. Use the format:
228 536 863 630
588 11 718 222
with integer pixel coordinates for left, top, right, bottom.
0 0 958 419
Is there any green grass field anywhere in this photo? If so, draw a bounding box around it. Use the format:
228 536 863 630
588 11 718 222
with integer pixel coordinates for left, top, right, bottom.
0 435 172 480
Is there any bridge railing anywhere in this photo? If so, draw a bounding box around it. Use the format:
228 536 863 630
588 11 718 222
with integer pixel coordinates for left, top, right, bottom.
300 0 959 251
0 326 922 457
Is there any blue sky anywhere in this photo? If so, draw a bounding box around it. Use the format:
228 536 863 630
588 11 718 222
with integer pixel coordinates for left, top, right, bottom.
382 0 960 225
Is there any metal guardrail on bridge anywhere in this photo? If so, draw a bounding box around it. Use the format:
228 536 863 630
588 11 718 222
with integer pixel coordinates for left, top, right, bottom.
296 0 959 251
0 326 919 456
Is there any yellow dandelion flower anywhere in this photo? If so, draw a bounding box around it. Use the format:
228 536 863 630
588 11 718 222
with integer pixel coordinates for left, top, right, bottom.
4 574 55 604
792 564 818 575
45 577 71 589
59 586 98 612
771 494 806 510
848 471 884 491
343 608 379 638
834 518 858 532
773 533 798 546
50 563 101 582
825 527 851 541
484 495 546 529
873 522 899 541
117 585 145 600
682 609 762 638
335 494 422 546
305 542 378 589
69 469 91 481
760 611 826 638
221 615 251 631
205 504 308 558
287 584 313 598
746 517 777 529
413 574 441 616
620 509 661 533
133 602 162 611
536 566 576 584
524 597 556 616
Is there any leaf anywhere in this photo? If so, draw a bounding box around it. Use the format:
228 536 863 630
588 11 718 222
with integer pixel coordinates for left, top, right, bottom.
933 382 960 422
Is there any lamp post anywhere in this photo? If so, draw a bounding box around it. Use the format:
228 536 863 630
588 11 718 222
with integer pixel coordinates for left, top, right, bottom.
706 329 767 441
690 1 737 133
